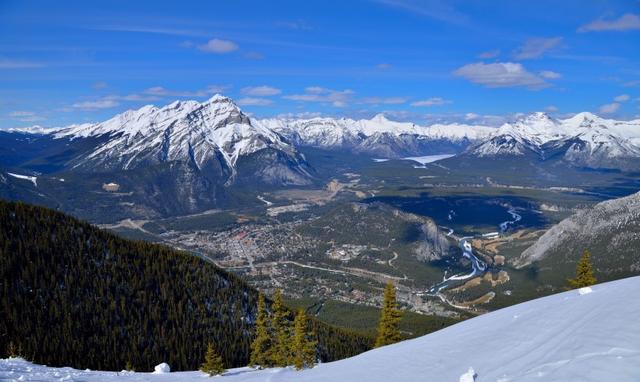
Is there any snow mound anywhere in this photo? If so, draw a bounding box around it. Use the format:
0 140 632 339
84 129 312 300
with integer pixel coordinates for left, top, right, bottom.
153 363 170 374
1 277 640 381
459 367 476 382
578 286 593 295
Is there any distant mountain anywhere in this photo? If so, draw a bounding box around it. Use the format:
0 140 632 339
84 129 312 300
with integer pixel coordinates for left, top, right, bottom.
53 95 312 185
0 95 313 218
465 112 640 170
514 191 640 278
0 200 372 371
261 114 495 158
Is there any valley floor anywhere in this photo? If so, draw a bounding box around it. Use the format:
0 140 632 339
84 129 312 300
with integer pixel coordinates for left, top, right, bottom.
3 276 640 381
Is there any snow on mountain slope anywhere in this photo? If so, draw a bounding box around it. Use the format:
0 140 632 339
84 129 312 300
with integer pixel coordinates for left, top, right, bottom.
466 112 640 168
3 276 639 381
261 114 495 157
53 95 306 176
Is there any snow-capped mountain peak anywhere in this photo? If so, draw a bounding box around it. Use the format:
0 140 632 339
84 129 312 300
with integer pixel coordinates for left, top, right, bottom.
466 111 640 168
41 95 313 189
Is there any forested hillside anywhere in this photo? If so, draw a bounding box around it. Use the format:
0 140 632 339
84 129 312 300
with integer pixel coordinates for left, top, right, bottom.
0 200 371 371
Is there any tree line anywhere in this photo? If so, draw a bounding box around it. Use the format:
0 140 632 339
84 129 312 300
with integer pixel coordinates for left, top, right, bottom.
0 200 372 371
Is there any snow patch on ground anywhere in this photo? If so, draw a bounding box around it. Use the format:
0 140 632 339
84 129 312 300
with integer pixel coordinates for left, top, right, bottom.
7 172 37 187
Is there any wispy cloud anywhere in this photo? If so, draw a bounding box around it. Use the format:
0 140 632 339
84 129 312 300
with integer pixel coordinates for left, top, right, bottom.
410 97 451 107
276 111 324 119
513 37 562 60
599 102 620 114
453 62 553 90
241 86 282 96
361 96 408 105
539 70 561 79
283 87 355 107
275 20 313 30
478 50 500 59
579 13 640 32
237 97 273 106
197 39 239 54
92 81 108 90
91 25 209 37
614 94 630 102
72 98 119 110
142 85 227 98
244 51 265 60
375 0 469 26
8 111 45 122
376 63 393 70
0 59 44 69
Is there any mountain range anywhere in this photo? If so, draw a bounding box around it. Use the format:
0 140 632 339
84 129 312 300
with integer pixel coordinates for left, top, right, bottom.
2 94 640 219
465 112 640 170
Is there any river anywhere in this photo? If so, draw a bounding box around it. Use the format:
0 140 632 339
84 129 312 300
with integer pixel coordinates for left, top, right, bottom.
424 205 521 295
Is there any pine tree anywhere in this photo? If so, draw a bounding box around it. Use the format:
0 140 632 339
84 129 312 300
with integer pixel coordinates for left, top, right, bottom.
270 289 292 367
200 342 225 376
249 294 272 368
124 361 135 372
374 283 403 348
568 250 597 289
292 309 317 370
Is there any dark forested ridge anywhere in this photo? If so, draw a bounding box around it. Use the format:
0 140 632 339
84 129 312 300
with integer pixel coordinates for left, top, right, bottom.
0 200 372 371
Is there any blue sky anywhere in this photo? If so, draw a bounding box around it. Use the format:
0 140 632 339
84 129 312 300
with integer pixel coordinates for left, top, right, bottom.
1 0 639 128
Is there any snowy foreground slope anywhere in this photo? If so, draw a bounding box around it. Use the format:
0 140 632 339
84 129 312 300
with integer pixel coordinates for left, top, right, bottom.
3 277 640 381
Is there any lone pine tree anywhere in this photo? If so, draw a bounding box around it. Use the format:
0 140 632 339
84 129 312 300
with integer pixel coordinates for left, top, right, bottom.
249 294 273 368
271 289 292 367
200 342 225 377
292 309 317 370
568 250 597 289
374 283 403 348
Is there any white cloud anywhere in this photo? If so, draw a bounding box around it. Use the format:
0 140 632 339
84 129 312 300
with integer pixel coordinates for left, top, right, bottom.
142 85 227 98
237 97 273 106
376 63 392 70
410 97 451 107
72 98 119 110
283 87 354 107
579 13 640 32
624 80 640 87
8 111 44 122
197 39 239 54
539 70 562 79
599 102 620 114
92 81 108 90
276 111 324 119
513 37 562 60
614 94 630 102
241 86 281 96
361 96 407 105
478 50 500 59
545 105 559 112
453 62 551 89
